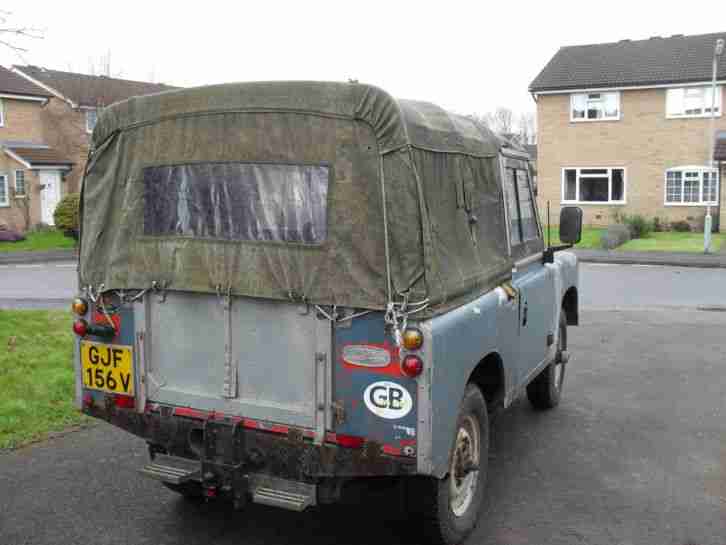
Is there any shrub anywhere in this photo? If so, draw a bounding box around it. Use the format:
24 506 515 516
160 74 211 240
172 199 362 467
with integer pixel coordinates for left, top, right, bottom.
670 220 691 232
623 214 652 239
53 193 80 238
653 216 664 232
600 224 631 250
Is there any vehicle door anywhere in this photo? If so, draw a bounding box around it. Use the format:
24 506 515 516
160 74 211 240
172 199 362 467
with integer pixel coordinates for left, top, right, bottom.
501 156 555 387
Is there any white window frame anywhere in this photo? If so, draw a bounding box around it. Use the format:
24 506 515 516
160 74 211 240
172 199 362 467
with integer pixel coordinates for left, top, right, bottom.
85 108 98 133
570 91 621 122
666 86 722 119
561 167 627 205
14 169 26 197
0 98 4 127
0 174 8 206
664 166 719 206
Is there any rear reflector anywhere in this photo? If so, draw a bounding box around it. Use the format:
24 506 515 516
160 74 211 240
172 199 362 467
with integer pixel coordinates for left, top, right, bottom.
72 319 88 337
114 394 135 409
401 354 424 377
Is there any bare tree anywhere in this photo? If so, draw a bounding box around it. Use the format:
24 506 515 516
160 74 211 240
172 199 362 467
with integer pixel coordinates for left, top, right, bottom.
0 11 42 55
468 113 491 130
518 112 536 145
488 107 514 135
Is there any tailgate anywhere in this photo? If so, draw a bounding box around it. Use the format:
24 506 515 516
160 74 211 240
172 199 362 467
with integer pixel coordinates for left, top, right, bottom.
145 292 331 433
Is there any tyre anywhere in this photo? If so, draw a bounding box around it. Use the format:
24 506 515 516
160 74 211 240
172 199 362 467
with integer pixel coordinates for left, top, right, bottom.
415 384 489 545
162 481 203 499
527 309 568 410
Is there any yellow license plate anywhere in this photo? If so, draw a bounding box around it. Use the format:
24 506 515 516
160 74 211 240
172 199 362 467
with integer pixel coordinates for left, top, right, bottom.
81 341 134 395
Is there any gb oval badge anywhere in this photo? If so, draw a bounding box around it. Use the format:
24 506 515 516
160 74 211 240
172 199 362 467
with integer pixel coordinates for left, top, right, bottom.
363 381 413 419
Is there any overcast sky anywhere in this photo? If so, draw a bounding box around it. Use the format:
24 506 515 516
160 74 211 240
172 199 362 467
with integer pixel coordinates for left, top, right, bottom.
2 0 725 124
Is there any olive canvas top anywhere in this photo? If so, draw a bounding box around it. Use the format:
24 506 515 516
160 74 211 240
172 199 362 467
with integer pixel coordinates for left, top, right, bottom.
79 81 512 313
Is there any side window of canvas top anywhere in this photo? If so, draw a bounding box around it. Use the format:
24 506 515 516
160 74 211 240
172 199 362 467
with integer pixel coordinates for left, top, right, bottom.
503 160 541 251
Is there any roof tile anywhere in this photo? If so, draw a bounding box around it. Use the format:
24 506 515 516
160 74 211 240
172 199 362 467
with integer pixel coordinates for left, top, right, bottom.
13 65 177 107
530 32 726 92
0 66 51 98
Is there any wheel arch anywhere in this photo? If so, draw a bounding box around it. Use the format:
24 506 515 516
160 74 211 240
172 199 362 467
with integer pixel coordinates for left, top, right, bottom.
467 351 505 411
562 286 578 326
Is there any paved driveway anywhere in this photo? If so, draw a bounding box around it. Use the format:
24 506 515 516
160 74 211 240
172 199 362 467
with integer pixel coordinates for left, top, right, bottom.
2 306 725 545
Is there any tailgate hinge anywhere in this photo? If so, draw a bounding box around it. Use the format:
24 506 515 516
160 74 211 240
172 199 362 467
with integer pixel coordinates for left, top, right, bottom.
219 285 238 399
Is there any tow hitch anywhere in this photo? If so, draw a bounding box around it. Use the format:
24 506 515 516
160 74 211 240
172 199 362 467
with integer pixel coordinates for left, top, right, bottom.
139 418 317 511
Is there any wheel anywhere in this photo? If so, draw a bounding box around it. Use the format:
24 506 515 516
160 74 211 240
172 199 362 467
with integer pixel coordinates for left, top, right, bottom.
162 481 203 500
414 384 489 545
527 309 568 410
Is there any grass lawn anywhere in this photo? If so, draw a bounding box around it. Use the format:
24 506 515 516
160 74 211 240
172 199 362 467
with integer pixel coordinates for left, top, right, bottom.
0 310 87 450
618 232 726 253
0 229 76 253
543 227 604 250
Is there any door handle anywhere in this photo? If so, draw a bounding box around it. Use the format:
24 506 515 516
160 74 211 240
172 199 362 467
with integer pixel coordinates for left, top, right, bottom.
522 303 528 327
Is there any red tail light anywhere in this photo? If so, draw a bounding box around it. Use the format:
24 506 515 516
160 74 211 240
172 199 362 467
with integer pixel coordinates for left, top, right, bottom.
73 319 88 337
114 394 135 409
401 355 424 378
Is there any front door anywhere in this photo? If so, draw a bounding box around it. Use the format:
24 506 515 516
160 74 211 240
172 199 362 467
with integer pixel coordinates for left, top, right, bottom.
502 158 553 386
40 170 62 225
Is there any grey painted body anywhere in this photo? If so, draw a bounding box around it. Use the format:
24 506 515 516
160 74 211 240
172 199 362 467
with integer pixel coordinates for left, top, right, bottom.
145 292 331 440
418 251 578 477
75 147 579 487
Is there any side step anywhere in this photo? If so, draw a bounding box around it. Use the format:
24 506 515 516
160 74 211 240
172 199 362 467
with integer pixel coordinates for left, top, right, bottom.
250 474 316 512
139 454 200 485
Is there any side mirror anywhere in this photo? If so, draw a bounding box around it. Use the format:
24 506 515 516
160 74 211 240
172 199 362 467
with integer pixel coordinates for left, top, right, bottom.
559 206 583 245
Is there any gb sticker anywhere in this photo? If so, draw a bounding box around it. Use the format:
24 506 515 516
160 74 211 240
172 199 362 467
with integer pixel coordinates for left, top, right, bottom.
363 381 413 419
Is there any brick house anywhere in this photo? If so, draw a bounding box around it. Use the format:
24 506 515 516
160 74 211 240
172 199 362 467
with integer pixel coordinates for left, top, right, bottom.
530 32 726 231
13 65 176 197
0 66 74 232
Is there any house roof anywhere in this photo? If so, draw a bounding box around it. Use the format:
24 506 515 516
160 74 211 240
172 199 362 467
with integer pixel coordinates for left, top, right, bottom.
530 32 726 93
13 65 177 107
0 66 51 98
4 144 74 168
716 130 726 161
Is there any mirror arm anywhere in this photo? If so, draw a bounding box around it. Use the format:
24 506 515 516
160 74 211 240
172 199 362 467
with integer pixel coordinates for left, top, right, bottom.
543 244 573 264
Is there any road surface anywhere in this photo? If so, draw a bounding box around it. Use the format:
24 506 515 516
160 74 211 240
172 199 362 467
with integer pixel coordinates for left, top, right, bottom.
1 262 726 544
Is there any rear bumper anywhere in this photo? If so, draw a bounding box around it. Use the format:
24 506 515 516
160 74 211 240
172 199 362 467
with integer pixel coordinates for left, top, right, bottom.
82 396 417 480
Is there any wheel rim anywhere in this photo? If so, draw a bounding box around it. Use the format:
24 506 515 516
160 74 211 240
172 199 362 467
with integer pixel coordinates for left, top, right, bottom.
449 414 480 517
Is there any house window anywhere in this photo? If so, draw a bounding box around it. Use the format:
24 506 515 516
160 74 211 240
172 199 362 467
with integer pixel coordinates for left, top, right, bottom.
665 167 719 205
14 170 25 196
86 109 98 133
0 174 8 206
571 92 620 121
666 86 722 118
562 167 626 204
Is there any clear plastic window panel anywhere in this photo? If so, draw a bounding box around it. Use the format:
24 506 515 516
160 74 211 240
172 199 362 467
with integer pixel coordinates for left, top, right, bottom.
516 169 538 241
505 168 521 245
666 171 682 203
144 162 330 244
